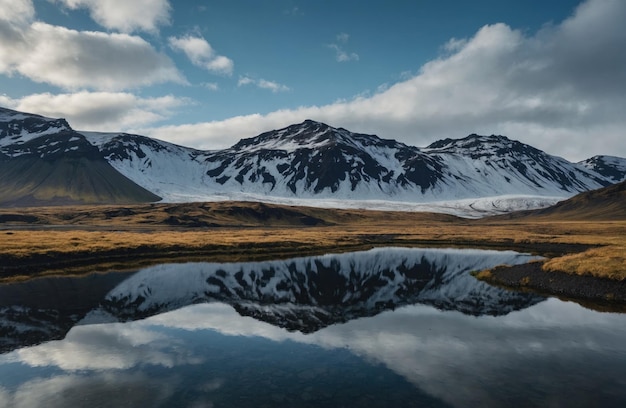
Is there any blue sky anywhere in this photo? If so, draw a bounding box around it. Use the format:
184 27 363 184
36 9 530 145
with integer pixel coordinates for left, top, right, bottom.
1 0 625 161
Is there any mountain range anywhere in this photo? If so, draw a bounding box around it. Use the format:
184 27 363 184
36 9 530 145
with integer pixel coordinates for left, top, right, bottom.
1 106 625 214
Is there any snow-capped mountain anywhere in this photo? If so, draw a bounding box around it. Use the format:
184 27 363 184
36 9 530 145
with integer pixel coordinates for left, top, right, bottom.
423 134 609 195
0 107 93 159
100 248 544 333
82 121 618 215
203 120 445 198
83 120 612 205
579 155 626 183
1 106 624 212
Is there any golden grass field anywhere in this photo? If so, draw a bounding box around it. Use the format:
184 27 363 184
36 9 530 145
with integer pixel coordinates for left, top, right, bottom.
0 201 624 285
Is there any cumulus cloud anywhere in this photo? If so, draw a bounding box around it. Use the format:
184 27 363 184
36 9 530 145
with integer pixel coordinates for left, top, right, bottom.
237 76 290 93
169 34 234 76
143 0 626 161
328 32 359 62
0 0 34 24
0 20 185 90
51 0 171 33
2 92 188 131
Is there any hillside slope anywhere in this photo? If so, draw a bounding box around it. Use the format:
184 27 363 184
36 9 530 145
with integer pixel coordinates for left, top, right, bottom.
494 180 626 221
0 157 161 206
0 107 160 206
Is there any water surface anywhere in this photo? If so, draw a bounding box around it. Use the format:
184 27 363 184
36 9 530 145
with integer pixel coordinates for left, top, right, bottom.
1 247 625 407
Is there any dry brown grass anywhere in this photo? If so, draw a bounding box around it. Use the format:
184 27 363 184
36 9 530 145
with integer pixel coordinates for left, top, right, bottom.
543 245 626 280
1 202 625 281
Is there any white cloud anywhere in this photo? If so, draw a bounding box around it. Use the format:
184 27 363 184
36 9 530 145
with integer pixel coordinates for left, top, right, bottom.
143 0 626 161
2 91 188 131
329 32 359 62
257 79 290 93
205 55 235 76
52 0 171 33
202 82 219 91
237 76 254 86
237 76 290 93
0 21 185 90
0 0 34 24
169 35 234 76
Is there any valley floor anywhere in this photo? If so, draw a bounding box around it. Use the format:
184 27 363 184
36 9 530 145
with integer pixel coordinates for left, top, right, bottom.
0 201 624 305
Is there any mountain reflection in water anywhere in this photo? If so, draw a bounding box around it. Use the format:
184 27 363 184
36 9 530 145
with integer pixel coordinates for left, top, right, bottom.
1 248 626 407
1 247 543 352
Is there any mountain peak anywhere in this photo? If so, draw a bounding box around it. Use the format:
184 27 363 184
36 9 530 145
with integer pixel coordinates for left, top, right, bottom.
427 134 511 150
0 108 74 154
425 133 543 160
230 120 399 153
0 107 69 127
579 155 626 183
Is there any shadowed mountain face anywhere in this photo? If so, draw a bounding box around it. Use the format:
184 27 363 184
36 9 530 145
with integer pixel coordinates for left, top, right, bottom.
0 107 160 206
0 247 544 353
0 156 161 206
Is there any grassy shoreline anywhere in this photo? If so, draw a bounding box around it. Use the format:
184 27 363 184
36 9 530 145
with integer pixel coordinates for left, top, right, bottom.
0 202 624 303
474 262 626 308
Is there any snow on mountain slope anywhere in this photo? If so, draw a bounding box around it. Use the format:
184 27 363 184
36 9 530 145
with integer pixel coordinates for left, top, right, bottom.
200 124 609 200
579 155 626 183
81 129 562 217
77 120 616 216
0 107 71 149
0 107 86 159
423 134 609 197
101 247 544 332
81 131 214 199
2 106 624 214
201 120 448 200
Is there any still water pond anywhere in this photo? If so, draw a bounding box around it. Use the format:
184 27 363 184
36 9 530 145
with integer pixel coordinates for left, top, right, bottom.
0 247 625 407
